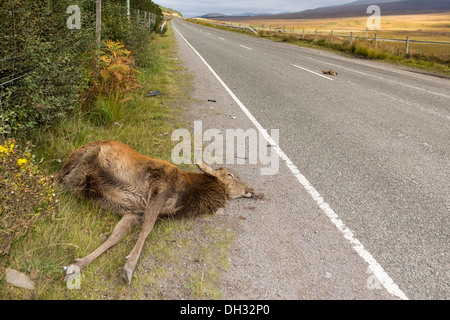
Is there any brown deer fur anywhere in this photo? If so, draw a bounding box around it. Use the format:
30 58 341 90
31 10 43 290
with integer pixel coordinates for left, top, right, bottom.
322 69 338 76
57 140 253 284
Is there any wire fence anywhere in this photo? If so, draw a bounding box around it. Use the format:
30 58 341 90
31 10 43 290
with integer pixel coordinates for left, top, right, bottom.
194 19 450 57
0 0 163 136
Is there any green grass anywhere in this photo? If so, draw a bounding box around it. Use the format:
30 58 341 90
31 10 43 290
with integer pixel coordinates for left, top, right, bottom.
93 96 128 124
0 21 235 300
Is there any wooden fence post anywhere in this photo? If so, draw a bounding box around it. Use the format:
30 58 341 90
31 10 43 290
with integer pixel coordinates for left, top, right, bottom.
96 0 101 48
331 30 333 43
405 36 410 54
350 31 353 45
302 28 305 39
126 0 130 22
374 33 377 49
315 29 317 41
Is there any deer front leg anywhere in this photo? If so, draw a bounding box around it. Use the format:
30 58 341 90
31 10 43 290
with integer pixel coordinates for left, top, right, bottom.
122 192 168 284
65 214 140 281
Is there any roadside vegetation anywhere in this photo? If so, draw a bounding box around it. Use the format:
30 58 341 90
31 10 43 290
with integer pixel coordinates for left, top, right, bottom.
188 17 450 76
1 1 234 300
261 32 450 75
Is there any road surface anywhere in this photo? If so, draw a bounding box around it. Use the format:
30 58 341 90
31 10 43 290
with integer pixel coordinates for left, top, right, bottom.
171 18 449 300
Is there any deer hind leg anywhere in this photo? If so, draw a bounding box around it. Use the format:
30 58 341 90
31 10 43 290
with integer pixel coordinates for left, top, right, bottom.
122 192 168 284
65 214 140 280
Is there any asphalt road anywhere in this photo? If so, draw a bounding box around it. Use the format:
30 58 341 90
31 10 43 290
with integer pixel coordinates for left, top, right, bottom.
171 18 449 300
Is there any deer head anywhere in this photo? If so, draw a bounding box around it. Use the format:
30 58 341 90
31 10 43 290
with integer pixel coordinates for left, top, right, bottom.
196 162 254 199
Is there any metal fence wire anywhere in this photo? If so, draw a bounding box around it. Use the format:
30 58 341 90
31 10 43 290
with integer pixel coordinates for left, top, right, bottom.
200 19 450 56
0 0 162 136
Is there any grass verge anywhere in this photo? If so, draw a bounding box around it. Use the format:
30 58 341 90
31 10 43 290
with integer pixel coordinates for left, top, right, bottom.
0 21 234 300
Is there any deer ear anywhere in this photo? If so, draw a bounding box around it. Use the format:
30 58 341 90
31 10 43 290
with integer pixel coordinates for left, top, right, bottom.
196 161 213 173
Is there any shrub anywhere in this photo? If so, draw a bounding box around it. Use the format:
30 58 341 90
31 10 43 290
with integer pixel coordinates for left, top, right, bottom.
0 0 95 137
84 40 142 105
0 139 58 255
1 0 163 137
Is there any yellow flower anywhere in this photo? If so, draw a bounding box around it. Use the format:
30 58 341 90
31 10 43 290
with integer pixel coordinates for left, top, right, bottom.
17 158 27 166
0 145 9 153
9 143 14 152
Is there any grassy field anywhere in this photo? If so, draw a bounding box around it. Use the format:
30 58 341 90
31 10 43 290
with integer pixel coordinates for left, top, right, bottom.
191 12 450 75
0 22 234 300
235 13 450 31
242 13 450 60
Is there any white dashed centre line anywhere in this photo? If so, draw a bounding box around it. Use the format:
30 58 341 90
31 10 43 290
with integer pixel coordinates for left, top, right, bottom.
240 44 253 51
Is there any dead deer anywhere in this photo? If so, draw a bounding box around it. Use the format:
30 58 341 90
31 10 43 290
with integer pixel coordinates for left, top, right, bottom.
57 140 254 284
322 69 338 76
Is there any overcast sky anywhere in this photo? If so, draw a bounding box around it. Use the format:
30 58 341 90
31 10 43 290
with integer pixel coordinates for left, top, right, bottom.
156 0 354 18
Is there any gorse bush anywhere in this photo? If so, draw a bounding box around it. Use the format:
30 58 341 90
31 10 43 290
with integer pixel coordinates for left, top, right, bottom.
0 139 58 255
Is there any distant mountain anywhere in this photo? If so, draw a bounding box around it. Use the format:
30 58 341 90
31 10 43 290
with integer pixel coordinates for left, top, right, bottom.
342 0 404 6
198 12 272 18
199 13 229 18
225 0 450 20
231 12 273 17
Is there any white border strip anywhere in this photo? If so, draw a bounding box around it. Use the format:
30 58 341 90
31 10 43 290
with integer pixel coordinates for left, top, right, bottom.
173 20 408 300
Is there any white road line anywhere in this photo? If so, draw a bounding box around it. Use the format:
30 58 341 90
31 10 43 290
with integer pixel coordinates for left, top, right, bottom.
240 44 253 51
292 63 334 80
172 21 409 300
219 37 225 40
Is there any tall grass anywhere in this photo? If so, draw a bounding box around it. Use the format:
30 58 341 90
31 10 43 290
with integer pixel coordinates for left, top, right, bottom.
94 96 127 124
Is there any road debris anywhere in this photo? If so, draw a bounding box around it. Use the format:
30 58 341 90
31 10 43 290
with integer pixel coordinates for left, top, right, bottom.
145 90 163 97
5 268 35 290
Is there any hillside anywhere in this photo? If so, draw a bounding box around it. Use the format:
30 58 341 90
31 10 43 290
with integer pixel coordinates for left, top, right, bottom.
343 0 404 6
198 12 272 18
226 0 450 20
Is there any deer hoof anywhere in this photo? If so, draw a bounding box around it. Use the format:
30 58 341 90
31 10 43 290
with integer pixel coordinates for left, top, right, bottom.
122 263 135 284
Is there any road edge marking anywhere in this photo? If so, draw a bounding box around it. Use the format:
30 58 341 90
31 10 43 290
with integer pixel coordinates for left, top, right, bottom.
172 20 409 300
